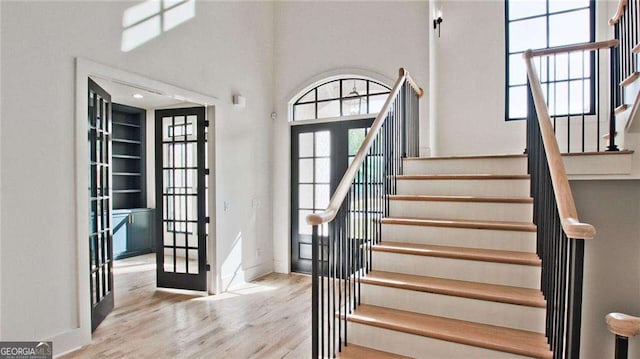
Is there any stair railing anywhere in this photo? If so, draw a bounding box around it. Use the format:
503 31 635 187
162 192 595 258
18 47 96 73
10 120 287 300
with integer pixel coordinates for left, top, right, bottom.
524 43 603 358
610 0 639 110
605 312 640 359
609 0 639 149
306 68 423 358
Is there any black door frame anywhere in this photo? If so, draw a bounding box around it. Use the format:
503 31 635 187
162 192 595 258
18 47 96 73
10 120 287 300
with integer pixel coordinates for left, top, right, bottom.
290 118 375 274
155 107 208 291
88 79 114 331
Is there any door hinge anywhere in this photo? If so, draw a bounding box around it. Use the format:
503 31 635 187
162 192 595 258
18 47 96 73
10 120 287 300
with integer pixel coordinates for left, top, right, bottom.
205 120 210 127
205 216 210 224
206 264 211 271
204 168 210 175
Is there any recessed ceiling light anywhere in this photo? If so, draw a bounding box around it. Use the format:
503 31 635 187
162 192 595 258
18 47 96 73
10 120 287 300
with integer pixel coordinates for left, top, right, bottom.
132 93 144 99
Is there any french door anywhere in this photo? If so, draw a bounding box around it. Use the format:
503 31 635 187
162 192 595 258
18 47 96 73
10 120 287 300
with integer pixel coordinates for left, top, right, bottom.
88 79 114 331
155 107 208 291
290 118 374 273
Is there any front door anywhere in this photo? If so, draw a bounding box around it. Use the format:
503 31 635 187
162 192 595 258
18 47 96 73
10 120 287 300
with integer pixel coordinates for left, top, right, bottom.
290 118 374 273
155 107 208 291
88 79 114 331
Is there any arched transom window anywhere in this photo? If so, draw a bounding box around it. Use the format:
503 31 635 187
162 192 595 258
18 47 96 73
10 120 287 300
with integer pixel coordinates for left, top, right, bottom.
292 77 391 121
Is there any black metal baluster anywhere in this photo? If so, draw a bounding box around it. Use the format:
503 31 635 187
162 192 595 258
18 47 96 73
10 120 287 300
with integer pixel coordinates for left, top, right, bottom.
614 335 629 359
347 184 352 314
312 224 319 358
329 210 334 358
597 49 601 152
609 43 620 151
356 174 361 306
320 222 324 359
581 50 585 152
568 51 571 153
337 205 342 353
554 54 557 133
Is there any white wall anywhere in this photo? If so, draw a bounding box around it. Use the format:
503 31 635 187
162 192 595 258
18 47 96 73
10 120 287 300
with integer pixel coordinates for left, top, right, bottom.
431 0 523 156
0 0 274 354
572 180 640 359
271 1 429 273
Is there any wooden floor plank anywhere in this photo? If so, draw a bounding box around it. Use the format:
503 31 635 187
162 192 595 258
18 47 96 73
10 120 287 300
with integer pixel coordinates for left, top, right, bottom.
61 254 311 359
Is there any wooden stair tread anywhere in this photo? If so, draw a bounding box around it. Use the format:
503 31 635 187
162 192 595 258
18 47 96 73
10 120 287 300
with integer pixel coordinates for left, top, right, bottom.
337 344 410 359
615 104 629 114
397 174 529 180
404 154 526 161
363 271 546 307
373 242 541 266
389 195 532 204
633 42 640 54
381 217 536 232
561 149 634 156
621 72 639 87
345 305 552 359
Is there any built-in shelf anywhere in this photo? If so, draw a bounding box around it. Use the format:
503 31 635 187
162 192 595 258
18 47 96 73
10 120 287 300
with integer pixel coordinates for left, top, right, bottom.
113 189 142 194
112 121 141 128
113 138 141 144
113 172 142 176
112 103 146 210
113 154 141 160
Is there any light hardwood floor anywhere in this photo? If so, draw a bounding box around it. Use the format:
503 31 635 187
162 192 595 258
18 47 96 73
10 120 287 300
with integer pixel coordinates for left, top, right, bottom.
63 254 311 359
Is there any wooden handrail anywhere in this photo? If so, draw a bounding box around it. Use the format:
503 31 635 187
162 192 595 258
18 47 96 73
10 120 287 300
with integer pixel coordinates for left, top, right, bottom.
404 70 425 98
527 39 619 58
606 313 640 338
609 0 628 26
523 51 596 240
306 68 422 226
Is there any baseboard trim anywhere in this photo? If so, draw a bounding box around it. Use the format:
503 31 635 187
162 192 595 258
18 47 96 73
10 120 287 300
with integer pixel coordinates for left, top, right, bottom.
51 327 90 358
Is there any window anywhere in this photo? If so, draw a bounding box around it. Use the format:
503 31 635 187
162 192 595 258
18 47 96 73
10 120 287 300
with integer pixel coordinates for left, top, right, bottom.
505 0 595 120
292 78 391 121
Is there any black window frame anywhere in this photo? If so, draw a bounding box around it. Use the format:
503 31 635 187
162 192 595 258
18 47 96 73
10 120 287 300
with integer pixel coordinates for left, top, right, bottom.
292 78 391 121
505 0 596 121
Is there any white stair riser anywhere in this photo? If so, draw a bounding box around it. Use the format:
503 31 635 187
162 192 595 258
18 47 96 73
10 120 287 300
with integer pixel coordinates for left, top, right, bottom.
403 157 527 175
346 322 529 359
361 283 545 333
397 179 530 197
372 251 541 288
624 73 640 105
382 224 537 252
390 200 532 222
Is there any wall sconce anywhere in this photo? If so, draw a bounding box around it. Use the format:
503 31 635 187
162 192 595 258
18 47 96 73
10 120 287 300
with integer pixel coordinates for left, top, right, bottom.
433 10 443 38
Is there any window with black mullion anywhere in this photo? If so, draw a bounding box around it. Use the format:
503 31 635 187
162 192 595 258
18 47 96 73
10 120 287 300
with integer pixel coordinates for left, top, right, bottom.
506 0 595 120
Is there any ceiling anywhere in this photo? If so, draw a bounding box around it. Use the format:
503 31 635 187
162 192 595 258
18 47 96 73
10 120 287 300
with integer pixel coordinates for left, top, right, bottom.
91 77 201 109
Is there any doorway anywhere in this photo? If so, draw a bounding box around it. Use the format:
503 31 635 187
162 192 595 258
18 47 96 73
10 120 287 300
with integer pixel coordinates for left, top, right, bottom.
86 74 211 332
290 118 374 273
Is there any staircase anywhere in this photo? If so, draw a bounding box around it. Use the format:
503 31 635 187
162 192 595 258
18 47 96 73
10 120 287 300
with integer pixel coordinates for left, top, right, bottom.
336 154 552 359
307 68 590 359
